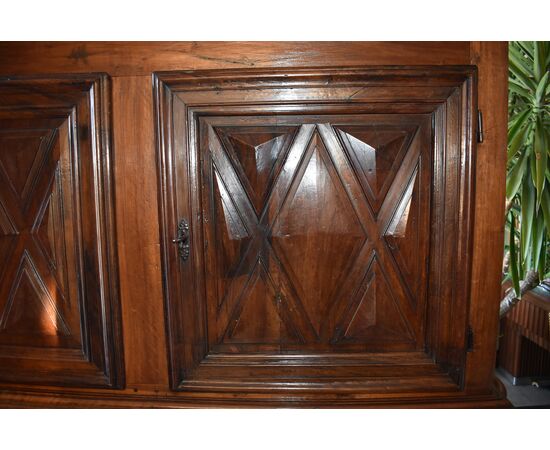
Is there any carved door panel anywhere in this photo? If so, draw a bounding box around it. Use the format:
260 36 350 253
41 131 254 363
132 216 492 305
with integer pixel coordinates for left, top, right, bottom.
0 75 123 388
155 67 476 392
202 115 430 354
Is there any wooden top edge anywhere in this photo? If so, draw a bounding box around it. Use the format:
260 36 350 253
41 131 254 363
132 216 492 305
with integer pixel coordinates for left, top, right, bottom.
0 42 472 77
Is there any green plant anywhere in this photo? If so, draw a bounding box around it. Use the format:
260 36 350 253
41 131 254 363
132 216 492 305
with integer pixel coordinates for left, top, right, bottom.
501 41 550 317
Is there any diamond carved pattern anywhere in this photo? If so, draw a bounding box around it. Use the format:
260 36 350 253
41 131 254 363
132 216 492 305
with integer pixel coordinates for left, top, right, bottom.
339 257 413 343
0 129 57 208
0 252 69 336
157 67 477 392
0 74 123 388
0 128 72 344
271 131 366 335
0 201 18 281
336 126 416 215
212 166 251 308
384 164 423 307
217 127 296 215
34 191 56 266
206 120 425 349
224 260 297 344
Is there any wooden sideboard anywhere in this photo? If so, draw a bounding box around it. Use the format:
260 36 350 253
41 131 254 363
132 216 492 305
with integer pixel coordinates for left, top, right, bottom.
0 42 509 407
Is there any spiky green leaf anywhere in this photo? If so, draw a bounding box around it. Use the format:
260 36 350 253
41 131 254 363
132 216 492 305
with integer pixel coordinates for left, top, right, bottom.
508 108 531 138
510 82 532 101
507 120 530 162
535 71 549 107
534 115 547 205
520 177 536 263
509 212 521 297
509 52 537 91
507 150 529 200
531 211 545 273
534 41 547 81
517 42 534 60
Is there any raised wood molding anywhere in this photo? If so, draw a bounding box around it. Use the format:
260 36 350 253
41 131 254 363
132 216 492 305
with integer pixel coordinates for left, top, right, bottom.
154 66 478 398
0 74 124 388
0 377 509 408
0 42 509 407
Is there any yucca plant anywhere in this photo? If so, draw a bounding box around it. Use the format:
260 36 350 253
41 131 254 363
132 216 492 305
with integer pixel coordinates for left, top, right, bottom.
501 41 550 317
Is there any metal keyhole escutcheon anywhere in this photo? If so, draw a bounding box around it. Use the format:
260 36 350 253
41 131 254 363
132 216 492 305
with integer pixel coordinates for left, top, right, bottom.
172 219 190 261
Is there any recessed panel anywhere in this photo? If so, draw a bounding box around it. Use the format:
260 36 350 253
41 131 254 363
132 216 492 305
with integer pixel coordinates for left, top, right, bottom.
0 75 123 388
155 67 476 393
204 118 428 354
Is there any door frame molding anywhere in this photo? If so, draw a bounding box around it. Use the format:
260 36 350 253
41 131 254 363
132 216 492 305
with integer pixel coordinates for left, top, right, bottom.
0 74 125 388
154 66 477 397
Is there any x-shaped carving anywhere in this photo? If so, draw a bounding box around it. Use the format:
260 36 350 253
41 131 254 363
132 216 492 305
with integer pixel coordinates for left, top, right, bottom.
318 123 423 342
207 122 423 344
0 128 66 312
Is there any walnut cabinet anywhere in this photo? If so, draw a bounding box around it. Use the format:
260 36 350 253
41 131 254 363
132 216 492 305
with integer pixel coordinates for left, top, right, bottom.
0 42 509 407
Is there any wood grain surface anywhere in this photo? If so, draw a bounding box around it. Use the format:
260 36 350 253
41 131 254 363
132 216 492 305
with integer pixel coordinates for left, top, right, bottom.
0 42 509 407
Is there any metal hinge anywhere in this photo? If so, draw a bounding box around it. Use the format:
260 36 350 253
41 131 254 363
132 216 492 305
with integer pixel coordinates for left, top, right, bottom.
476 110 484 143
466 325 474 352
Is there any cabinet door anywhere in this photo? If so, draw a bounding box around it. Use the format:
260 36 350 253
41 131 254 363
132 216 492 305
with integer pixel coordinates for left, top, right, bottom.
155 67 476 394
0 75 123 388
201 116 430 353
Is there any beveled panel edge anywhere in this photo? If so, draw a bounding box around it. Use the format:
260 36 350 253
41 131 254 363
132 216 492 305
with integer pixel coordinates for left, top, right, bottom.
153 66 478 393
154 65 476 86
0 73 125 389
